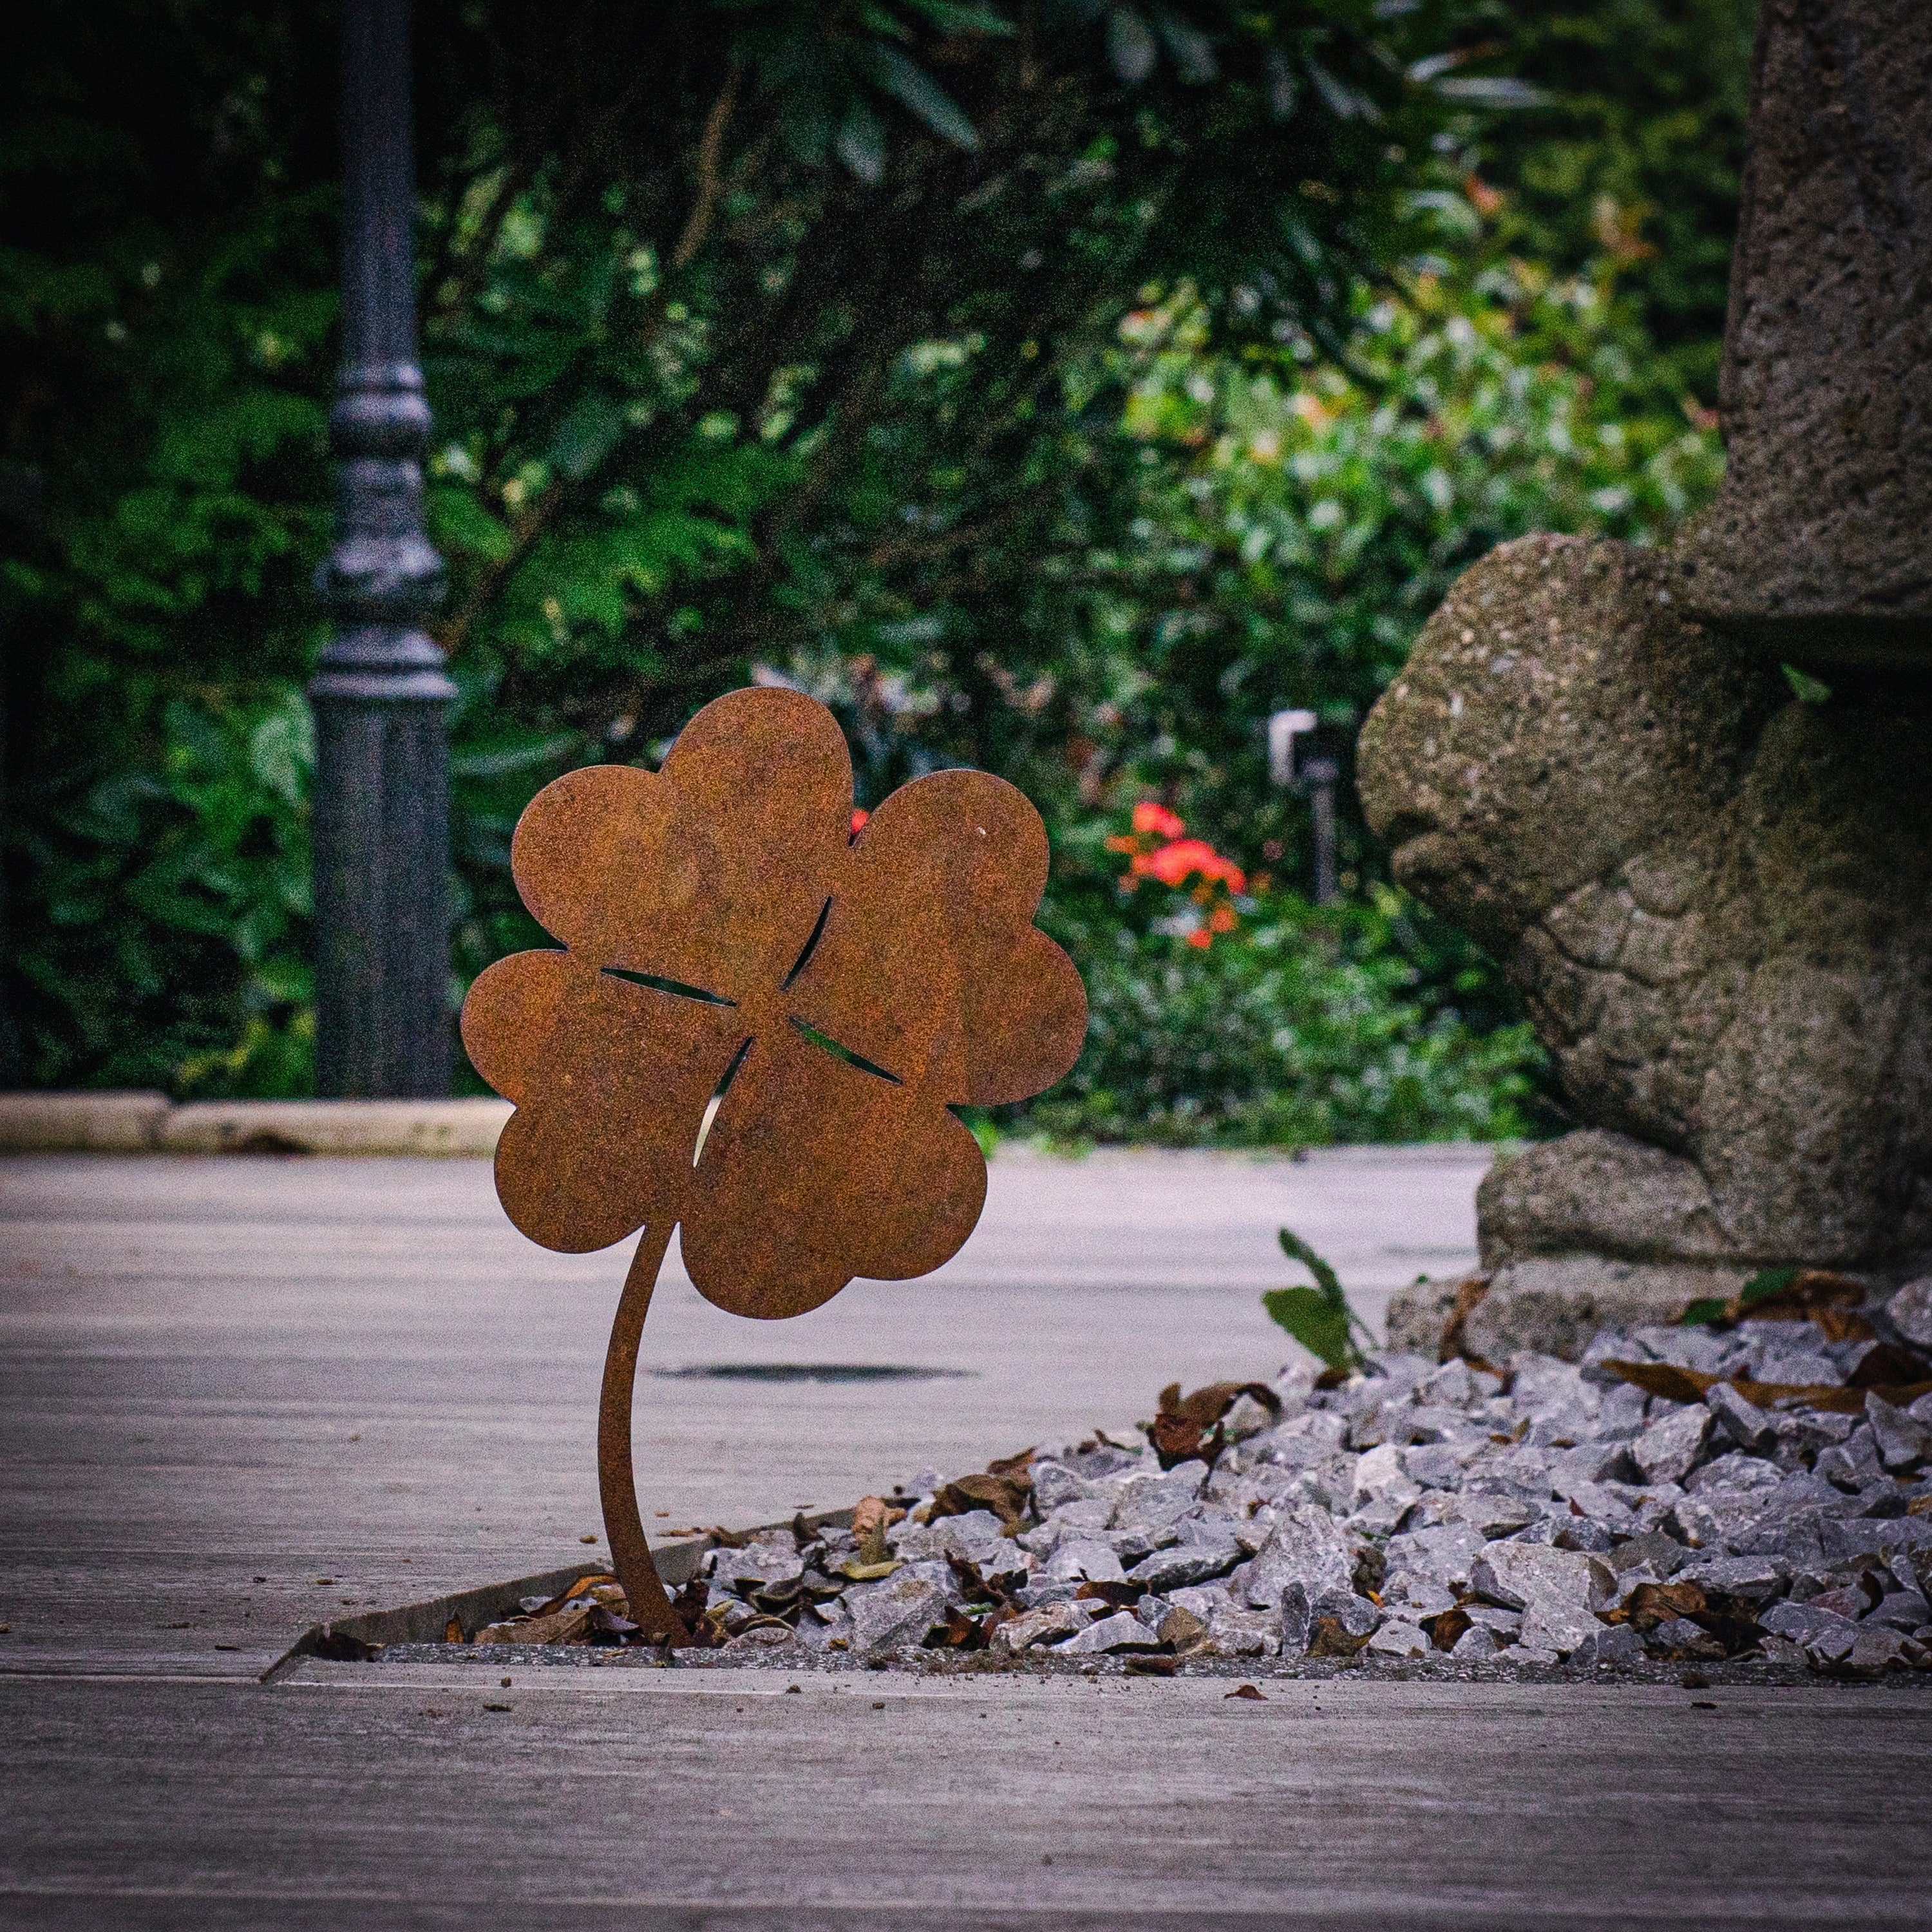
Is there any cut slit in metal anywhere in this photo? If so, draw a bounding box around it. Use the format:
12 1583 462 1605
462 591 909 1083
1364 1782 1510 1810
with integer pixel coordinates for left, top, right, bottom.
600 965 735 1007
789 1016 900 1084
692 1037 754 1167
782 896 834 989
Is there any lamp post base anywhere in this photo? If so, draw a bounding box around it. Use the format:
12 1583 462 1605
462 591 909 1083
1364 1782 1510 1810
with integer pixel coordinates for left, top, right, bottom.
310 630 456 1099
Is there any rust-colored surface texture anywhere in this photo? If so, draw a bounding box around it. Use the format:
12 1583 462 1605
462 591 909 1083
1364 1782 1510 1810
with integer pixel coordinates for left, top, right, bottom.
460 687 1086 1640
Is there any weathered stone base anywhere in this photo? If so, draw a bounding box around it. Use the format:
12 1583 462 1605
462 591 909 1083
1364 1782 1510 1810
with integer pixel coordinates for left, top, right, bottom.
1387 1257 1752 1363
1468 1258 1751 1362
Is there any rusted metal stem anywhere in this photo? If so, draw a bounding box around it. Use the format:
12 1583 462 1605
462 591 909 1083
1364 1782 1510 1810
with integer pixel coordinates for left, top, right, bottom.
597 1217 688 1645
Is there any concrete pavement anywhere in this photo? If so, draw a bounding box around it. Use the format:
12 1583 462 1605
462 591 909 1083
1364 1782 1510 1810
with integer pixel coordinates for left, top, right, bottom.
9 1667 1931 1930
6 1146 1931 1927
0 1146 1485 1678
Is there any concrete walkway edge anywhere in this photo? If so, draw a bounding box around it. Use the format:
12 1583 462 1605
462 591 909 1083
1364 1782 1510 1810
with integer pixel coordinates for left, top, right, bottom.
0 1091 1511 1162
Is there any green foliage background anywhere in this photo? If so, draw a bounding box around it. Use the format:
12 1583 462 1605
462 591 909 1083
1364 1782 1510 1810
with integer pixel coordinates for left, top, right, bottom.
1 0 1754 1142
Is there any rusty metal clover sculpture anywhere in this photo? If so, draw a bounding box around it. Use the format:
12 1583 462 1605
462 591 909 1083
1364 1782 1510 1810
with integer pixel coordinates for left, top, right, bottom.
460 687 1088 1643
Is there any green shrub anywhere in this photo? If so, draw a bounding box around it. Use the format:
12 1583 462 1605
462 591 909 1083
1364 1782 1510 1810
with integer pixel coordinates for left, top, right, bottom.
1022 885 1538 1148
1 0 1745 1123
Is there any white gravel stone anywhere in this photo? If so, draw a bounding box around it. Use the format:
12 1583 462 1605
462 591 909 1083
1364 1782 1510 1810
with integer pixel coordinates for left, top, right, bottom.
990 1601 1095 1653
707 1535 806 1593
1110 1464 1209 1539
1126 1537 1240 1591
1632 1403 1713 1485
1384 1519 1487 1593
1240 1504 1354 1608
1350 1443 1420 1513
1367 1620 1430 1658
1471 1543 1616 1657
1440 1493 1542 1539
1222 1393 1276 1442
1673 1553 1788 1603
1736 1334 1841 1386
1412 1359 1488 1411
1888 1276 1932 1350
1055 1610 1164 1656
1019 1499 1113 1557
1866 1394 1932 1472
1705 1381 1778 1454
1569 1623 1643 1668
1760 1600 1859 1663
1685 1450 1783 1496
844 1573 948 1654
1041 1539 1125 1584
1309 1587 1381 1642
891 1511 1017 1572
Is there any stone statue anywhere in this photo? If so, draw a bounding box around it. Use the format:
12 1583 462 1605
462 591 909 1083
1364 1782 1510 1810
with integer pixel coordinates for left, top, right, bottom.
1361 535 1932 1358
1363 0 1932 1359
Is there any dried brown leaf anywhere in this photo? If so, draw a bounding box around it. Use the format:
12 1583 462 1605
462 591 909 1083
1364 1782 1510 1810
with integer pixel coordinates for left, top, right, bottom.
1437 1274 1499 1370
1812 1307 1877 1344
1601 1359 1932 1416
1847 1343 1932 1390
1306 1616 1373 1658
1614 1581 1707 1633
930 1471 1032 1528
1157 1380 1280 1426
1074 1579 1144 1610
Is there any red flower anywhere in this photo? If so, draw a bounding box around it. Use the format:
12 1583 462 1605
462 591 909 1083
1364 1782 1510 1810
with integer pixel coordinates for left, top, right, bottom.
1132 800 1186 840
1143 838 1247 894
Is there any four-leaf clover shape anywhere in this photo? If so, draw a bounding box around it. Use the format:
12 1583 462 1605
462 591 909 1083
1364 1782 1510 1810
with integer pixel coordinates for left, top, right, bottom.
460 687 1086 1639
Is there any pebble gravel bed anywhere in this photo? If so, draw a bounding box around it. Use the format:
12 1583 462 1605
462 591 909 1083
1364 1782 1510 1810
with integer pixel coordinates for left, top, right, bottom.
388 1287 1932 1686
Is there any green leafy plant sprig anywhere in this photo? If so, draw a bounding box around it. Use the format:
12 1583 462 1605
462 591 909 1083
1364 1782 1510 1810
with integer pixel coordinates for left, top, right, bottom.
1263 1226 1375 1377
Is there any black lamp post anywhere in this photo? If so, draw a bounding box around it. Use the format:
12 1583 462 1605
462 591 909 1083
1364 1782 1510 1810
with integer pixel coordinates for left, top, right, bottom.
310 0 455 1097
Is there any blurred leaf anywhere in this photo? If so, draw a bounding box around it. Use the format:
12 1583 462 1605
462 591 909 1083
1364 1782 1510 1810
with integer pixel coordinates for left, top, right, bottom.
902 0 1016 34
1262 1286 1356 1375
1740 1265 1802 1307
837 100 887 184
1106 7 1158 82
1153 10 1217 84
858 43 980 149
1278 1225 1343 1302
1431 76 1548 108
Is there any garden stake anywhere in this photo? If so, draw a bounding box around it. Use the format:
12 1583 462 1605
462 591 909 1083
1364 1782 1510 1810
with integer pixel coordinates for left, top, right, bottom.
460 687 1086 1643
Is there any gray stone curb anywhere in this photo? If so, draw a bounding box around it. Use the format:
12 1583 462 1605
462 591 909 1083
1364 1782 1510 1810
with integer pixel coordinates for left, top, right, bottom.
0 1092 512 1157
0 1091 1506 1162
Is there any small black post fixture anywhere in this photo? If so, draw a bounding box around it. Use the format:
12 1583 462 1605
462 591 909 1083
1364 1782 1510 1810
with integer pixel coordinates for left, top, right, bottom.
1267 708 1341 907
310 0 455 1096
